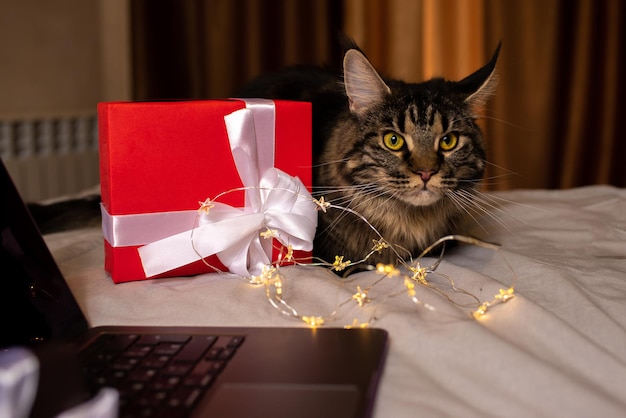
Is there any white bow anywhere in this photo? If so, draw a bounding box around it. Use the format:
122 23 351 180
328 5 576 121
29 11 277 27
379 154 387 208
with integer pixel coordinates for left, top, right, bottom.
138 100 317 277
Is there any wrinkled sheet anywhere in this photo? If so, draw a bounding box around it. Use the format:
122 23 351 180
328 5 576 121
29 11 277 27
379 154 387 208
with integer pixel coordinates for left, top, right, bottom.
46 185 626 418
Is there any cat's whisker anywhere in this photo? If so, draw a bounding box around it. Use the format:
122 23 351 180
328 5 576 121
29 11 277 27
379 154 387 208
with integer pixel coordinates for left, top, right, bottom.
482 160 519 179
474 191 538 211
342 186 392 212
453 189 513 233
321 183 398 237
464 190 510 215
311 158 351 168
326 191 368 208
363 186 402 210
312 183 380 194
444 191 491 234
459 172 513 186
471 190 550 228
316 186 379 233
459 188 537 235
480 113 529 131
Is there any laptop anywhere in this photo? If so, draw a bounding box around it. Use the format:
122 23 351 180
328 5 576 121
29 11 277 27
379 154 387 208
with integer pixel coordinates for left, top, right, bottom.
0 158 388 418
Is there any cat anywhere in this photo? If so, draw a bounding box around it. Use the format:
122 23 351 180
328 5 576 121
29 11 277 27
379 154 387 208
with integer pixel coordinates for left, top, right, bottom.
237 41 501 267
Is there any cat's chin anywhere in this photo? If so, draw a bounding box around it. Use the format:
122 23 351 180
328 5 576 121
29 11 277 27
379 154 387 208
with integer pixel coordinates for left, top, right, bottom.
403 189 442 207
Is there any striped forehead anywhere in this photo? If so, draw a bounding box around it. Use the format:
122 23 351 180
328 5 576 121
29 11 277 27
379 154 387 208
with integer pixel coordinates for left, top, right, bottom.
390 104 449 135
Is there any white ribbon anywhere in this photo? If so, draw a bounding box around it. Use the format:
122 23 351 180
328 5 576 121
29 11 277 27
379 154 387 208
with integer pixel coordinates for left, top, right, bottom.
101 206 197 247
136 100 317 278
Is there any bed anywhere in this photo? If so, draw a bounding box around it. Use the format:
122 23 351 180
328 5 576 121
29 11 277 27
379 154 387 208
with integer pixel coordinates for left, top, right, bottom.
45 185 626 417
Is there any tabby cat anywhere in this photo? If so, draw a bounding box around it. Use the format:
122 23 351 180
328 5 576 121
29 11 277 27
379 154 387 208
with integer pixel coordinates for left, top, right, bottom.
238 42 501 266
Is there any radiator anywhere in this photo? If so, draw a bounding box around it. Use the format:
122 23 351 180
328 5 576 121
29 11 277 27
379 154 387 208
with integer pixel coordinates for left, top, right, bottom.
0 114 99 202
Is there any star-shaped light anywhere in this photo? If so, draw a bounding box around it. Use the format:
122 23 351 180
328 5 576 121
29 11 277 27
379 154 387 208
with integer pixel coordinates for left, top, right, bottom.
260 227 278 240
302 316 325 328
313 196 331 213
344 318 370 329
198 198 215 214
332 255 351 271
472 303 489 319
409 264 428 285
282 245 294 262
352 286 370 307
371 239 389 254
494 287 515 302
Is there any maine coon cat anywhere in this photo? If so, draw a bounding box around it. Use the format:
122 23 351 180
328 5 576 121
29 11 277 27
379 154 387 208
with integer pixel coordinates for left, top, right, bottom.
238 42 501 266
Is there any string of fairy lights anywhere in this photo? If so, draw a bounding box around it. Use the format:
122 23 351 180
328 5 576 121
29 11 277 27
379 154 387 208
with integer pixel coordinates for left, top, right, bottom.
191 187 517 328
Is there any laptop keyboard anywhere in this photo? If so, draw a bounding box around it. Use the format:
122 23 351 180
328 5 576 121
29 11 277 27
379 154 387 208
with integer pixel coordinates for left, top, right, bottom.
80 333 245 418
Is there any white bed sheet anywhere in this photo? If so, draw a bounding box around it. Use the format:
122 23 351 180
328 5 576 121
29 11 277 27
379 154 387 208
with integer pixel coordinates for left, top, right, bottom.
45 185 626 418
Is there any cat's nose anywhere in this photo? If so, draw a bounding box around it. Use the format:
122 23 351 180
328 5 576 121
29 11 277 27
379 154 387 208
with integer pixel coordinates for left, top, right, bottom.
417 170 436 183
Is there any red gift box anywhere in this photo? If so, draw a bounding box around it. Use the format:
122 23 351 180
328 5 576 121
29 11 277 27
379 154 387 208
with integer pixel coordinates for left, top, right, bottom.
98 99 314 283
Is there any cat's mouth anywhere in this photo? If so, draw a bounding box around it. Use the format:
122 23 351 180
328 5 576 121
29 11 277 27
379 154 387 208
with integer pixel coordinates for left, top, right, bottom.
402 186 442 207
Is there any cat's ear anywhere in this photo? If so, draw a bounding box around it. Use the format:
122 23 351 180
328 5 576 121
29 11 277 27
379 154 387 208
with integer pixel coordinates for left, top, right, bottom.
458 43 501 110
343 49 391 116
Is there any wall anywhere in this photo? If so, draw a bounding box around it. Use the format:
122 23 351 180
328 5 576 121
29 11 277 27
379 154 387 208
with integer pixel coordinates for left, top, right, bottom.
1 0 97 117
0 0 130 201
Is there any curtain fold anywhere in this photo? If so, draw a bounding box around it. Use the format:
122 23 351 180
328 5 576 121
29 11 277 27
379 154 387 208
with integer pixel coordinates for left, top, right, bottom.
132 0 343 100
482 0 563 189
131 0 625 189
555 0 624 187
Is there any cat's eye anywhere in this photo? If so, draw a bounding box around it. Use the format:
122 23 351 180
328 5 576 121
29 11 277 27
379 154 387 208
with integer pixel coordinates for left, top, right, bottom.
383 132 405 151
439 132 459 151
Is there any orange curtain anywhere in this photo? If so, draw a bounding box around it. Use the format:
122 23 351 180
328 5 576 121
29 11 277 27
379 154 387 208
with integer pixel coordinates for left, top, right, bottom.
132 0 625 189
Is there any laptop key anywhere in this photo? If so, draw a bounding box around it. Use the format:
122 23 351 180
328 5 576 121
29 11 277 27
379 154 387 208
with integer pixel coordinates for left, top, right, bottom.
141 354 171 369
153 343 184 355
136 334 192 345
205 346 223 360
118 380 146 394
93 369 127 387
167 387 202 408
136 390 169 407
190 358 226 376
182 371 214 388
218 346 236 360
147 375 180 392
112 356 140 371
227 335 245 347
162 362 193 376
128 368 158 382
174 335 217 363
107 334 140 351
123 345 153 358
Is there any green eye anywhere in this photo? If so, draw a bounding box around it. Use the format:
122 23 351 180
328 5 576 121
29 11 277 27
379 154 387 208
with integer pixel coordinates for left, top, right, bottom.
383 132 405 151
439 132 459 151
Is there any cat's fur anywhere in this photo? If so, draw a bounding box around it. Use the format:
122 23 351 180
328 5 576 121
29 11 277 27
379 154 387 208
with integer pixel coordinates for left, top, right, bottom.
238 43 500 265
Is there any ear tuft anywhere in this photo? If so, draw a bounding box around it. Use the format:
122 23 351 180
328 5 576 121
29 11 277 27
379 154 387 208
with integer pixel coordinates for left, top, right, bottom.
343 49 391 116
459 43 501 110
